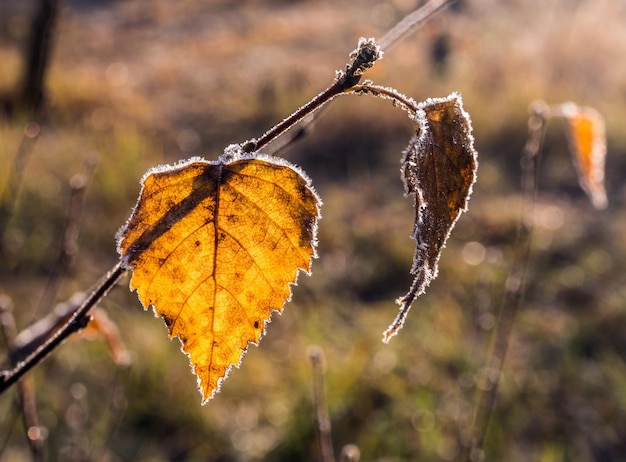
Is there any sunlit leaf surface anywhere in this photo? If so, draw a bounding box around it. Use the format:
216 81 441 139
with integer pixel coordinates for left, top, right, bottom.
117 148 320 402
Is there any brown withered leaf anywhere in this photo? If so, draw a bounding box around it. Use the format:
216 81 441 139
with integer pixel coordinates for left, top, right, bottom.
560 102 608 210
80 308 132 366
117 146 321 403
384 93 478 342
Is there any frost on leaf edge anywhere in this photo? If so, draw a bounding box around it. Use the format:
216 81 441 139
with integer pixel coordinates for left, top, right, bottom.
115 147 322 403
384 91 478 343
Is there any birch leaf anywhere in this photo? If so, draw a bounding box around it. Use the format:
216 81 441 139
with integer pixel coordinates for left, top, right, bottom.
384 93 478 342
117 146 320 403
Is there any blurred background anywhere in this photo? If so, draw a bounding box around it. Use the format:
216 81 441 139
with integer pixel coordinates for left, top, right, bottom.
1 0 625 460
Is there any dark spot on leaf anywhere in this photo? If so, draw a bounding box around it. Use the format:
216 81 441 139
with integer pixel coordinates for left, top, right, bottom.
161 313 174 327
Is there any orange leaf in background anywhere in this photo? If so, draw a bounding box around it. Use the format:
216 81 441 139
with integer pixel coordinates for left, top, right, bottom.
117 147 320 403
80 308 132 366
561 102 608 210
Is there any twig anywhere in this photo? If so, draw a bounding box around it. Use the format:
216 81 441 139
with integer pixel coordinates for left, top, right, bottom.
266 81 421 157
263 0 454 157
310 346 335 462
0 120 43 255
10 293 86 363
466 101 549 459
243 37 383 153
351 83 419 115
36 155 99 318
265 112 322 157
378 0 455 52
245 0 452 155
0 295 46 462
0 263 126 396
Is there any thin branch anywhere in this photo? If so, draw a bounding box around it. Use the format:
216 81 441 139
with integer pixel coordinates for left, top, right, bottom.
466 101 550 459
266 81 421 157
246 82 344 154
265 112 321 157
0 120 43 255
35 155 99 319
0 295 46 462
378 0 455 52
350 83 420 116
243 38 382 153
310 346 335 462
0 263 126 396
244 0 453 155
11 294 86 363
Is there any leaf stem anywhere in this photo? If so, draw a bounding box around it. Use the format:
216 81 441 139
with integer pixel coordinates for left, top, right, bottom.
350 83 419 116
0 263 126 396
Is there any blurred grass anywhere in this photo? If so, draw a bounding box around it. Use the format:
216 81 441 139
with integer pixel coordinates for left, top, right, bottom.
1 0 626 461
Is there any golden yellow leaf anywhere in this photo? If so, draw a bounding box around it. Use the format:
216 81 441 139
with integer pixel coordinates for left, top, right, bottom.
117 148 320 402
561 102 608 209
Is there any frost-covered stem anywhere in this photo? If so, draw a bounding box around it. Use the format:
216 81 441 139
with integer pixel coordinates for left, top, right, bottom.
0 263 125 396
466 101 549 459
350 84 419 117
247 0 452 155
242 38 382 153
246 84 344 153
